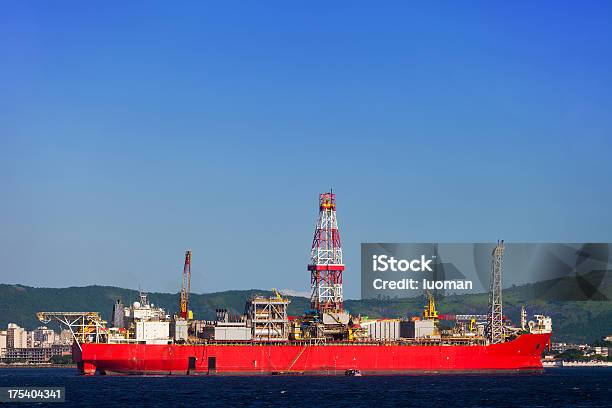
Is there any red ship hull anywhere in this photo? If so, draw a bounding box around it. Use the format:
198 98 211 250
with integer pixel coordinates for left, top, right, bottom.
73 333 550 375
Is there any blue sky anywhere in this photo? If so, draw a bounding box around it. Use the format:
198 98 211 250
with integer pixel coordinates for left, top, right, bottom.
1 2 611 299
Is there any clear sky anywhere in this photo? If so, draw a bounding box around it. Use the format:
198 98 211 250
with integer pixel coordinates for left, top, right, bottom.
1 2 611 299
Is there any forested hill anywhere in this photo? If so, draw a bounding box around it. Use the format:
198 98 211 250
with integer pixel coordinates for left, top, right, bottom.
1 272 610 343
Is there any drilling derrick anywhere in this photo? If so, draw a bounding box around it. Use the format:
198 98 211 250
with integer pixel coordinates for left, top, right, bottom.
179 250 192 319
308 192 344 312
486 240 505 344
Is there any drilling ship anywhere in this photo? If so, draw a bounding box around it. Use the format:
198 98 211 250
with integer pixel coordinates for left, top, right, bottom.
38 192 552 375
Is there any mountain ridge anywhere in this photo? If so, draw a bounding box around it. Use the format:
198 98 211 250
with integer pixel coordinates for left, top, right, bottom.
1 271 610 343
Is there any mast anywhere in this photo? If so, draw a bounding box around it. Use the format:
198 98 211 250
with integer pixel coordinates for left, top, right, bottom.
487 240 505 344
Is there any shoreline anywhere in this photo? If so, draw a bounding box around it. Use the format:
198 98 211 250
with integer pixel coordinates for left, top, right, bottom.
0 364 76 369
543 361 612 368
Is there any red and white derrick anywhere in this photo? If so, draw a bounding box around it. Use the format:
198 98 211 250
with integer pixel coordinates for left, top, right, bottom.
308 192 345 312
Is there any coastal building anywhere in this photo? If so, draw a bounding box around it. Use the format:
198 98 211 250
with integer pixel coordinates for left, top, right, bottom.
1 323 73 364
550 342 589 354
58 329 73 345
7 323 27 349
3 344 71 364
33 326 56 347
0 331 6 357
27 331 35 348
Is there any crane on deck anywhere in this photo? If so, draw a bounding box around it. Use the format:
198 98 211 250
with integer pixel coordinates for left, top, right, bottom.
422 289 439 321
179 250 192 320
37 312 107 350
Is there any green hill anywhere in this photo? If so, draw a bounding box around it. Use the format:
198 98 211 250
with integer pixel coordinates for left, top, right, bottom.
0 273 610 344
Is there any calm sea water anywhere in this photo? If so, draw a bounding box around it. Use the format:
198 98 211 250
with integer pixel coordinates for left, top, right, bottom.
0 368 610 407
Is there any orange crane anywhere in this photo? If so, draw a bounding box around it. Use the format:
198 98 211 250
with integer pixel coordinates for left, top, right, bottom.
179 250 192 319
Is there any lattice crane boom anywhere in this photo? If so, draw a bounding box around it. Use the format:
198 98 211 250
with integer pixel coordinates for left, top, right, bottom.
37 312 107 350
179 250 192 319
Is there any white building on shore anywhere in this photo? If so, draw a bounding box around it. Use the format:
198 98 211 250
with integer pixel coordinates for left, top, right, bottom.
7 323 27 349
1 323 72 364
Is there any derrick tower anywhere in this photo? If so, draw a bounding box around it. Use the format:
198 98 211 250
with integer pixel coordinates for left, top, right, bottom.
308 191 344 312
486 240 505 344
